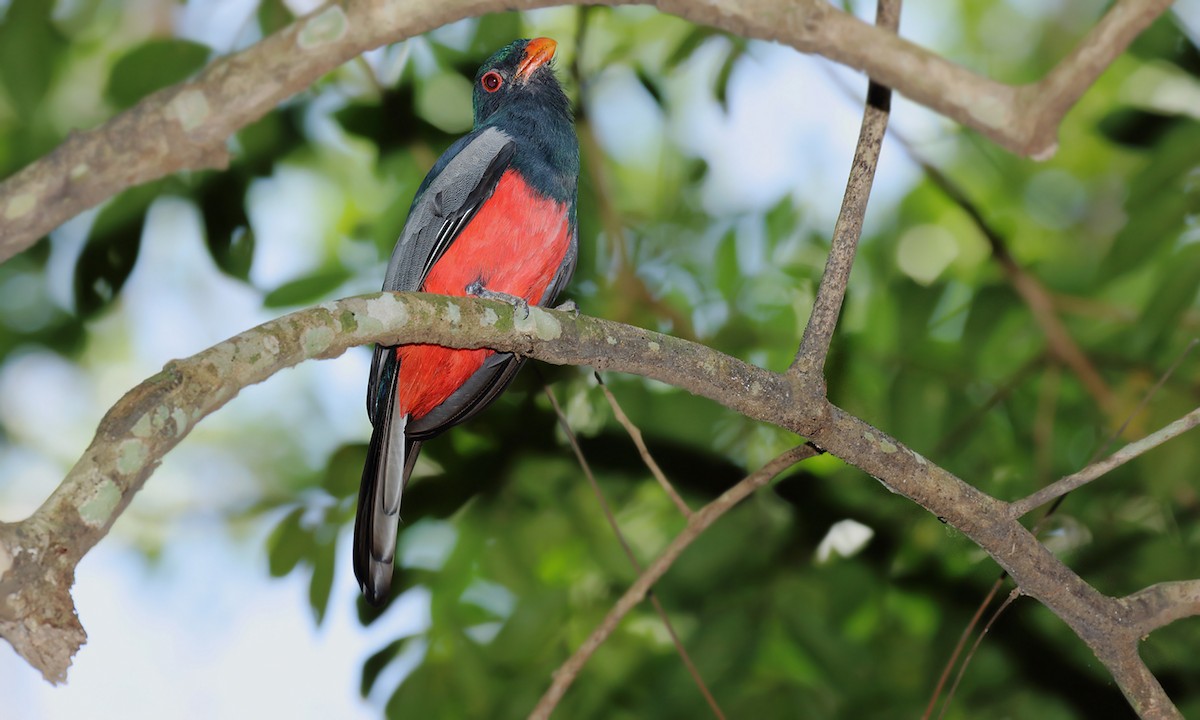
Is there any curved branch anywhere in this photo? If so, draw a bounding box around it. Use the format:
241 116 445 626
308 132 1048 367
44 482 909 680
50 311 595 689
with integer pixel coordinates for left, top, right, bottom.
0 291 1192 719
0 0 1173 262
0 292 796 683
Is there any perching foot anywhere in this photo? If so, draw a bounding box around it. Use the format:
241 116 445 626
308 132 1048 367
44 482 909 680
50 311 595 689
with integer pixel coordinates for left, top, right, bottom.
466 281 530 320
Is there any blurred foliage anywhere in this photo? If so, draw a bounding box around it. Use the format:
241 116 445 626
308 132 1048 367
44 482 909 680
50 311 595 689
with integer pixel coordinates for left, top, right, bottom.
1 1 1200 719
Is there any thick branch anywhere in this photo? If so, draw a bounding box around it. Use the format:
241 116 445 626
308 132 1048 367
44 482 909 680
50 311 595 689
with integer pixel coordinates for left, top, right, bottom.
0 292 1191 718
0 293 799 682
0 0 1174 262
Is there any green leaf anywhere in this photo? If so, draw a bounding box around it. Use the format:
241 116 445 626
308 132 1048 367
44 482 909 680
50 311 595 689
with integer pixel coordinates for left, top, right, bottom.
106 39 211 109
235 108 305 175
1097 108 1181 150
1128 243 1200 356
714 228 740 298
335 84 452 155
197 175 254 280
633 67 663 108
257 0 293 36
486 591 567 665
323 443 368 500
267 507 311 578
1128 14 1200 78
368 165 424 256
665 27 719 69
1102 191 1192 284
361 637 410 697
263 269 352 308
1100 121 1200 281
765 195 799 244
0 0 65 120
308 534 336 625
414 71 474 134
713 42 745 112
385 658 456 719
73 182 166 317
467 13 523 58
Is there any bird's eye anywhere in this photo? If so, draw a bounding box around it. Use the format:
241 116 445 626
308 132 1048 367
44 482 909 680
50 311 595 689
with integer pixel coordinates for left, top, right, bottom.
481 71 503 93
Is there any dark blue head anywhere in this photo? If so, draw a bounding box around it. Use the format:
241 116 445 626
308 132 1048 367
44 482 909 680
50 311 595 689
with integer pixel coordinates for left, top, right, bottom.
472 38 571 130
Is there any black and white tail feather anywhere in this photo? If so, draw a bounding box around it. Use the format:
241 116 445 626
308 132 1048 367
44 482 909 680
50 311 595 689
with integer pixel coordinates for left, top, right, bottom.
353 353 421 605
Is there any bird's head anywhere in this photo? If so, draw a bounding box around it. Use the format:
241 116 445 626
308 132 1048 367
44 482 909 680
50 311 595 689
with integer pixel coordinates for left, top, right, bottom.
472 38 569 128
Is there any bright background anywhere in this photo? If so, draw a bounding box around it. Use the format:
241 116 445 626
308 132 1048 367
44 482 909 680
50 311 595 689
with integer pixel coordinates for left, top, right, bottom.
2 1 1199 718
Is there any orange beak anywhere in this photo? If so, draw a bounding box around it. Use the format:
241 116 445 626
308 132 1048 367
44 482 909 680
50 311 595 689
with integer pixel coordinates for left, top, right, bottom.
515 37 557 83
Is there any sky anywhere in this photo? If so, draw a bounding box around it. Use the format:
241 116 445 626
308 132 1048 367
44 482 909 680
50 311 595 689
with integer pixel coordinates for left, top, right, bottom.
0 1 975 717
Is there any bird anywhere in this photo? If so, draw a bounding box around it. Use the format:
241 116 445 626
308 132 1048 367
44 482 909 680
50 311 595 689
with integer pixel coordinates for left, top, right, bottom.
355 38 579 605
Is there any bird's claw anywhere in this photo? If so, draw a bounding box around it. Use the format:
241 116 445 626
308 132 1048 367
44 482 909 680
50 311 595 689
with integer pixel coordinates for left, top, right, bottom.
553 299 578 316
466 281 530 320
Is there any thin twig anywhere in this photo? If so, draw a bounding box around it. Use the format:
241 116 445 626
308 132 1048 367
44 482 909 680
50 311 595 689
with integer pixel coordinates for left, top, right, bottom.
541 383 724 719
1011 405 1200 518
790 0 901 381
937 589 1021 720
594 372 692 518
528 444 821 720
921 578 1004 720
1033 337 1200 527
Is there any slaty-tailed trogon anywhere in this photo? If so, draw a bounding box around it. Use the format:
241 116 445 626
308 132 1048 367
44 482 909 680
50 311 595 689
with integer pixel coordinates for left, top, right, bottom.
355 38 579 604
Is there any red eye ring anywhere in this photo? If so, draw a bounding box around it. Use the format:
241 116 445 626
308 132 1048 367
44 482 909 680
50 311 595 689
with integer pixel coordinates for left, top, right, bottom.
481 71 503 93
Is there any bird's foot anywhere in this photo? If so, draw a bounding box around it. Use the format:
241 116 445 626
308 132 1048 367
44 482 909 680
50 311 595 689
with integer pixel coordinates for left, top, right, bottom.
553 299 578 316
465 281 530 320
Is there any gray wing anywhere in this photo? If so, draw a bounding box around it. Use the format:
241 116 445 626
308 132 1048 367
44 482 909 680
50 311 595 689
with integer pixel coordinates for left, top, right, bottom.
367 126 516 425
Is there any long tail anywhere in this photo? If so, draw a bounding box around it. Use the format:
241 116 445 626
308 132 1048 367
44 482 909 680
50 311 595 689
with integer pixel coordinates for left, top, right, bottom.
354 368 420 605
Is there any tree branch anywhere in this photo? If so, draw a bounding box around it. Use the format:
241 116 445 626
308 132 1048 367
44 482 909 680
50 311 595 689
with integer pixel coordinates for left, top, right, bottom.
790 0 899 381
0 292 1191 718
0 0 1174 263
1123 581 1200 637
